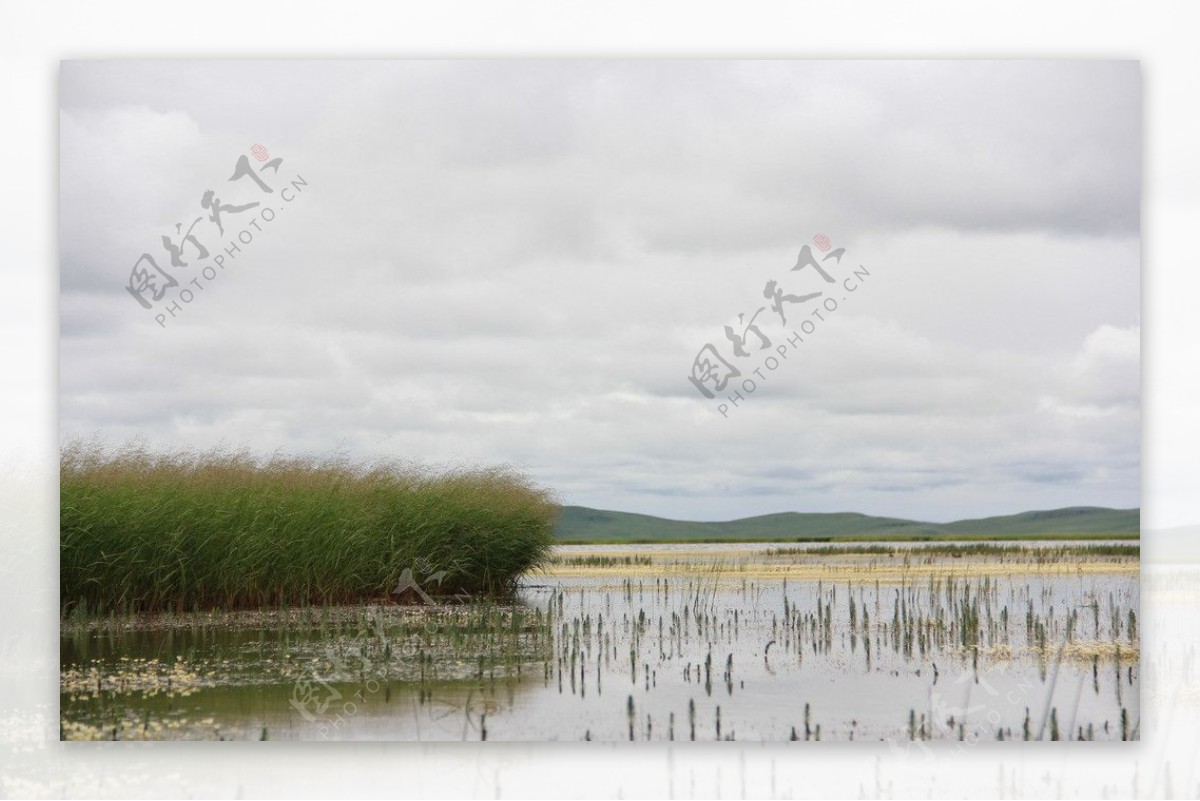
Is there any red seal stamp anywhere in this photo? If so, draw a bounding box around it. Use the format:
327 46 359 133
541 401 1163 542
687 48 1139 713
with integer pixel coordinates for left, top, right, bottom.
251 144 269 162
813 234 832 252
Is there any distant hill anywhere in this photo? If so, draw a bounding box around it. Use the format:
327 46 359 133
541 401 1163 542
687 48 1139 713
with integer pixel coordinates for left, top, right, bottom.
554 505 1140 543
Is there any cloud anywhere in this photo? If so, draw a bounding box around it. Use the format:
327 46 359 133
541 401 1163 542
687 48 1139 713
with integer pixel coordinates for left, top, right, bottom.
59 60 1140 521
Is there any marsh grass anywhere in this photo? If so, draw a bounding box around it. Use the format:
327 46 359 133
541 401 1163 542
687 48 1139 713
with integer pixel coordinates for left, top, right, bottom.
60 441 559 614
555 551 1136 741
548 555 654 568
767 543 1139 559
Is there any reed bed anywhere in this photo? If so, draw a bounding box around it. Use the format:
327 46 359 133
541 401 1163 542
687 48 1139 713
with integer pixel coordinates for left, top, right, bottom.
60 442 559 614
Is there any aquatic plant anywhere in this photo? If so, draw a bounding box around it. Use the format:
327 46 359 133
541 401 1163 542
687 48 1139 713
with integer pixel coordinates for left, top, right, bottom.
60 441 559 613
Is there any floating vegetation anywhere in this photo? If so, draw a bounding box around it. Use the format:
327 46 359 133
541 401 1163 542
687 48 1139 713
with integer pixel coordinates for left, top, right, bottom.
61 656 207 699
61 600 555 740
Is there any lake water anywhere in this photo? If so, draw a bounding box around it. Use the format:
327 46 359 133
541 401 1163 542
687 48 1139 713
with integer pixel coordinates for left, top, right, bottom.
60 542 1139 741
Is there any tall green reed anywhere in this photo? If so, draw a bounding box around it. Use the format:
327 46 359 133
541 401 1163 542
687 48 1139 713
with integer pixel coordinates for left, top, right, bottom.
61 441 558 614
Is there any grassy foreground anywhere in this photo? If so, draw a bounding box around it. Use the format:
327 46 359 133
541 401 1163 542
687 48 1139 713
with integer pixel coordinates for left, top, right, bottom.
61 443 558 614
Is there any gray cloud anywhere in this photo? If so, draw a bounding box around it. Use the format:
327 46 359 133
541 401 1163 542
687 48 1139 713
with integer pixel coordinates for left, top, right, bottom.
59 60 1140 522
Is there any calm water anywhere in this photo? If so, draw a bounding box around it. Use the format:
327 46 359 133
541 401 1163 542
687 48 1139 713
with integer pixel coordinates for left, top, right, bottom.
60 542 1139 741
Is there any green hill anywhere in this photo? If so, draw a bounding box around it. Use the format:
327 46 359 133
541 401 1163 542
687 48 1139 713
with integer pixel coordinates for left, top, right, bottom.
936 507 1141 537
554 505 1139 543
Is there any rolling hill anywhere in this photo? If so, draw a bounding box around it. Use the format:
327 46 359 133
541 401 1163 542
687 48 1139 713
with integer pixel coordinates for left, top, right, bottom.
553 505 1139 543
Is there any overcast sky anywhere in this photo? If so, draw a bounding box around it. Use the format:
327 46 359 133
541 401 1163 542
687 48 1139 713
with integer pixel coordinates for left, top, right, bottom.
59 60 1140 522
